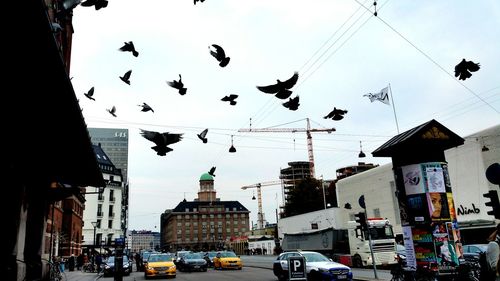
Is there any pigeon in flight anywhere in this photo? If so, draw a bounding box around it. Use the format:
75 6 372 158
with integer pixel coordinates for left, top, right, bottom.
138 102 154 113
454 59 480 81
209 44 230 67
256 71 299 100
208 166 216 177
140 129 183 156
84 87 95 101
80 0 108 10
194 0 205 4
324 107 348 121
283 96 300 111
167 74 187 95
197 128 208 143
119 41 139 57
120 70 132 85
107 106 117 117
221 94 238 105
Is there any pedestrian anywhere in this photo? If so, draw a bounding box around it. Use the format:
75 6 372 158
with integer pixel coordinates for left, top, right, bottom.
95 254 103 274
76 254 83 270
135 252 142 272
68 254 75 271
484 223 500 281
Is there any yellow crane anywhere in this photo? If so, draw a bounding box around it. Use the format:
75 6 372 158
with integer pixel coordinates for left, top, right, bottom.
241 180 283 229
238 118 335 178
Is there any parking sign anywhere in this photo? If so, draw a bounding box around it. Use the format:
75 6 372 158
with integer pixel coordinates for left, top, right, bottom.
288 256 306 280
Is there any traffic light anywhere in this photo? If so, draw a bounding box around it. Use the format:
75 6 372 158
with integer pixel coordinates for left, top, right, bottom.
354 212 367 231
483 190 500 219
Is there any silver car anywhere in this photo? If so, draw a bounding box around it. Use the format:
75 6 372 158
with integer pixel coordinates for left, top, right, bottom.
273 251 353 281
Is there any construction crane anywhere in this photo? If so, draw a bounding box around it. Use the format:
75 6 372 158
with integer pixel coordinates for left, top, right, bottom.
241 180 282 230
238 118 335 178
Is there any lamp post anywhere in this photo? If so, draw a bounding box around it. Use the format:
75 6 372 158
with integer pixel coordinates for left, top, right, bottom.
91 222 97 249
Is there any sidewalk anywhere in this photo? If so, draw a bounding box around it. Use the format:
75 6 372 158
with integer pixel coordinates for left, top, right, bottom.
63 269 101 281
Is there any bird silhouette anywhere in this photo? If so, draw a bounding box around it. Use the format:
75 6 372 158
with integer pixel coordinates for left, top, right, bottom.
283 96 300 111
119 41 139 57
209 44 230 67
140 129 183 156
454 59 480 80
80 0 108 10
84 87 95 101
120 70 132 85
194 0 205 4
197 128 208 143
324 107 348 121
256 72 299 100
107 106 117 117
221 94 238 105
167 74 187 95
208 166 216 177
138 102 154 113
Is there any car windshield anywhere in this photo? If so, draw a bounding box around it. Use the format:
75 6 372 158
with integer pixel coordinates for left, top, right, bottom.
302 252 330 262
148 254 172 262
107 256 129 263
221 252 238 258
208 252 218 258
366 226 394 240
186 253 203 259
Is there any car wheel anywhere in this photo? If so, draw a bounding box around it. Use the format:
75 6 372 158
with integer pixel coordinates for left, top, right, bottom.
352 255 363 268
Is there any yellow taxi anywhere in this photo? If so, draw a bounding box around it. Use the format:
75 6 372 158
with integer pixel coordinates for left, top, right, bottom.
144 253 176 279
213 251 243 270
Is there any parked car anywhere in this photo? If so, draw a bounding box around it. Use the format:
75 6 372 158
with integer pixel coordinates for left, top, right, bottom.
213 251 243 270
177 252 208 272
203 251 218 267
102 255 132 277
462 244 488 261
144 253 176 279
174 250 191 266
273 251 353 281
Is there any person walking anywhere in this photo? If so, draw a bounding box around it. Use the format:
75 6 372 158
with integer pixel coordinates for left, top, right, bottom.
484 223 500 281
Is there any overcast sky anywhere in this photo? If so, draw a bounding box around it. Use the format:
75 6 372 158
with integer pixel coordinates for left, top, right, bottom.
69 0 500 231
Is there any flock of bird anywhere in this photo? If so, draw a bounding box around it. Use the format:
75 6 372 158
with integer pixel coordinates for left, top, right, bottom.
78 1 481 176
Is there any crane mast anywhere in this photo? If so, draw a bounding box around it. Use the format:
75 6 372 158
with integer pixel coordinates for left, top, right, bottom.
238 118 335 178
241 180 282 229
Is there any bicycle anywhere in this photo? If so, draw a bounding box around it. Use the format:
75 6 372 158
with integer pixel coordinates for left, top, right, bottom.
81 262 96 273
47 259 66 281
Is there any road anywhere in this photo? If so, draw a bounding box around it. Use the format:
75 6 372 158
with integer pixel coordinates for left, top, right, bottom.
63 255 391 281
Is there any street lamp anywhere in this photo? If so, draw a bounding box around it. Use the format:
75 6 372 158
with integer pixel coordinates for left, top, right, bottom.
91 221 97 248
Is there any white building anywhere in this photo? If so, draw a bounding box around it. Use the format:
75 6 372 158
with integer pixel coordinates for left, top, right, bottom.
336 124 499 243
82 144 128 251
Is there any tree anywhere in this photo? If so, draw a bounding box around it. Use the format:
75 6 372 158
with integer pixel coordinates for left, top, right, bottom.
283 178 324 217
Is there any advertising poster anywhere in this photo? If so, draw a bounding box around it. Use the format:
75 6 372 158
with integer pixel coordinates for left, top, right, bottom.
422 163 446 193
441 163 453 192
412 227 436 266
402 164 426 195
402 226 417 269
427 192 450 221
446 193 457 221
407 194 430 224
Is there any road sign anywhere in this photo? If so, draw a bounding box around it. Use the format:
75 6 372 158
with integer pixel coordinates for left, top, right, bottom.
288 256 307 281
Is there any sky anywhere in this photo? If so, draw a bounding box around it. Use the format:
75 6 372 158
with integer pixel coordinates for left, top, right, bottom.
69 0 500 231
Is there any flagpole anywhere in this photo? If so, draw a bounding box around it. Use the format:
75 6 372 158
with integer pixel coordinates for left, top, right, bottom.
388 83 400 134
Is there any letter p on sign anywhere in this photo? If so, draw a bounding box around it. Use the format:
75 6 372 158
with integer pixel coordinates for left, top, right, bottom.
293 260 301 271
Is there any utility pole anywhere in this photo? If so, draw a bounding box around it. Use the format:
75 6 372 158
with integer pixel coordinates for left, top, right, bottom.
359 195 378 279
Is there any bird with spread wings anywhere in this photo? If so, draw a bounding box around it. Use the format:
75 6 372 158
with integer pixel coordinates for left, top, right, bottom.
256 71 299 100
140 129 183 156
209 44 230 67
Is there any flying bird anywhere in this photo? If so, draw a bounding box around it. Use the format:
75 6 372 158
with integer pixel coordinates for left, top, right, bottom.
140 129 183 156
84 87 95 101
80 0 108 10
324 107 348 121
167 74 187 95
138 102 154 113
119 41 139 57
283 96 300 111
107 106 117 117
454 59 480 80
221 94 238 105
120 70 132 85
194 0 205 4
208 166 216 177
209 44 230 67
256 71 299 100
197 129 208 143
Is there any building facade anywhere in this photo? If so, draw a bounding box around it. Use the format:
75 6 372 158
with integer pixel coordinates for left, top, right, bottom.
128 231 161 253
160 173 250 252
88 128 129 183
82 144 129 253
336 124 499 243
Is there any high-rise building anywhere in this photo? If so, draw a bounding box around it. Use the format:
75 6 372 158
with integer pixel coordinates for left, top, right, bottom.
88 128 129 183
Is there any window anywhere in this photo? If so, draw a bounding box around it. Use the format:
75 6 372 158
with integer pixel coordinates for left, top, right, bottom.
109 189 115 202
108 220 113 228
177 215 182 219
373 208 381 218
185 208 190 212
97 220 101 228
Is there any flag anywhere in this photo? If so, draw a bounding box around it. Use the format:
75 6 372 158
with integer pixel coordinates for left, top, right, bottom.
364 86 390 105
